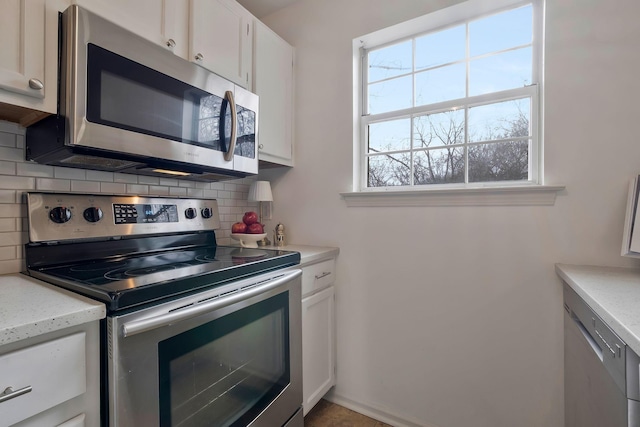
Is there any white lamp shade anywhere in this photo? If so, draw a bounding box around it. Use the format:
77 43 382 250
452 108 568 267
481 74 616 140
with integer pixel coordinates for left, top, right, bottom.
248 181 273 202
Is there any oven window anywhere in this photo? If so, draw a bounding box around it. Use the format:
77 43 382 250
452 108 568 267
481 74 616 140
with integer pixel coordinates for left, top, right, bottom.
158 293 289 427
86 43 231 152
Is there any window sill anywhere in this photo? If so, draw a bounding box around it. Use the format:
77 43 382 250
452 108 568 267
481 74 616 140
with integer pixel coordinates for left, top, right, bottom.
340 185 565 207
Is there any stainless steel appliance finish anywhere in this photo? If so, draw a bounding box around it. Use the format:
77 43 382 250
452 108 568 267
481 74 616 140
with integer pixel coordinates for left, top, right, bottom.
24 192 303 427
564 284 640 427
26 5 259 182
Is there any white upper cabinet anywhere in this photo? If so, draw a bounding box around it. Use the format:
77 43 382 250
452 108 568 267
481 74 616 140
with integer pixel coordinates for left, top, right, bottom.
0 0 68 125
253 20 294 166
189 0 253 89
73 0 189 59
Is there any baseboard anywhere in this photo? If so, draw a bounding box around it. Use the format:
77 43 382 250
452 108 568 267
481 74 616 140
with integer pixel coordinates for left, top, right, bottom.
324 391 441 427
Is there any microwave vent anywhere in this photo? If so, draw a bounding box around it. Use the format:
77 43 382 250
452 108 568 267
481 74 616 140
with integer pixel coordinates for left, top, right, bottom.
60 155 140 171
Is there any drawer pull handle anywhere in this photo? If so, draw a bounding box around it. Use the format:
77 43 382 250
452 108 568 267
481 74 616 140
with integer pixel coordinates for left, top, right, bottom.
0 386 32 403
315 271 332 280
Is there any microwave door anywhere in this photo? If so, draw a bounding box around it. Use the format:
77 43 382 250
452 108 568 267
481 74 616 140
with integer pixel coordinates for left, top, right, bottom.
232 87 259 175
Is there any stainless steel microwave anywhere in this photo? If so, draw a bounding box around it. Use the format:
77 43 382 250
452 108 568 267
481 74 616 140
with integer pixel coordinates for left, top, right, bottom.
26 5 258 181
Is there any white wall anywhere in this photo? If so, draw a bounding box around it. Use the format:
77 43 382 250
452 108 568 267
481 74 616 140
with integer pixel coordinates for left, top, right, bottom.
259 0 640 426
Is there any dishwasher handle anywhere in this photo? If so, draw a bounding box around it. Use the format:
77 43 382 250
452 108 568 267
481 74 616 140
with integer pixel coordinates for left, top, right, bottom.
572 313 603 361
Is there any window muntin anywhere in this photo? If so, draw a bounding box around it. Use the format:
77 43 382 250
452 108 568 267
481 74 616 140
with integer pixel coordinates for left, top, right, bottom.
361 2 539 190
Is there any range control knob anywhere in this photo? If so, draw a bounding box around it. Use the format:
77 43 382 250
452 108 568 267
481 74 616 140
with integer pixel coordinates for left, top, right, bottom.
201 207 214 219
185 208 197 219
49 207 72 224
83 207 103 223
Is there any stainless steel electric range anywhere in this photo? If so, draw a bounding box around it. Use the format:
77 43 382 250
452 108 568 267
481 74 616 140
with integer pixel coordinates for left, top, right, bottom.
23 192 303 427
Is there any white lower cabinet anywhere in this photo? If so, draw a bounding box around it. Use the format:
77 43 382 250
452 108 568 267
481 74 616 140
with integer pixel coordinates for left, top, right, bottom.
0 322 100 427
301 256 336 415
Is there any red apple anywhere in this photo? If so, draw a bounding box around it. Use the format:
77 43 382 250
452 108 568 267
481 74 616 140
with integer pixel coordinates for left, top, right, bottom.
242 211 259 225
231 222 247 233
246 223 264 234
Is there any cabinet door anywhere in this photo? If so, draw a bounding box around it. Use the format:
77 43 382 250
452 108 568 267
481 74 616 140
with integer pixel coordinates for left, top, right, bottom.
254 20 294 166
73 0 188 58
302 286 335 415
190 0 252 88
0 0 46 99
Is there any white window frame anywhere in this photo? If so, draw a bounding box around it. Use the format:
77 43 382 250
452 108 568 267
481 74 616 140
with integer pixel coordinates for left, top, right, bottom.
345 0 563 206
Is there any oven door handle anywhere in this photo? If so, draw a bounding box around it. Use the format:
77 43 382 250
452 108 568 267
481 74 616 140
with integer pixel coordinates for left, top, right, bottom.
121 269 301 338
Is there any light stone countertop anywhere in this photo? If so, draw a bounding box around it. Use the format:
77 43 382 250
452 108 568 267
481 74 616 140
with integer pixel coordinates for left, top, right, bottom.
556 264 640 355
265 244 339 266
0 273 106 347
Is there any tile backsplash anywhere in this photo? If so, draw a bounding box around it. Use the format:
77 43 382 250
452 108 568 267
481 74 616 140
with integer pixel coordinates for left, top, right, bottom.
0 120 256 275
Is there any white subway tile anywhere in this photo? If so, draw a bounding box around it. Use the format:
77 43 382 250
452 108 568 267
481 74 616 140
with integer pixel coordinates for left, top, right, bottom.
0 246 15 260
100 182 126 194
210 182 225 190
0 218 15 232
186 188 204 198
86 170 114 182
218 190 231 199
126 184 149 194
0 146 24 162
203 189 218 199
148 186 169 196
71 180 101 193
0 160 16 175
16 191 27 204
16 245 24 259
15 134 24 149
0 204 24 218
0 190 16 203
0 132 16 147
0 231 27 246
159 178 178 187
0 176 36 190
36 178 71 191
114 173 138 184
223 183 237 191
15 218 21 231
178 180 196 188
0 259 24 275
54 167 86 180
138 176 160 185
0 121 25 135
169 187 187 196
17 162 54 177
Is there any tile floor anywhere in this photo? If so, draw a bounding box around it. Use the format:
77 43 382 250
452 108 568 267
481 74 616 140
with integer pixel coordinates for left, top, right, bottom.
304 399 393 427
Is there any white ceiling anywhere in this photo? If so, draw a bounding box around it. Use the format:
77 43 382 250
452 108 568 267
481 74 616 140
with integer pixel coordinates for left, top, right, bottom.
237 0 299 18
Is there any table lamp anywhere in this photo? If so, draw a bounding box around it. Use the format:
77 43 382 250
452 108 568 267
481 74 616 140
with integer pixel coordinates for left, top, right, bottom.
248 180 273 246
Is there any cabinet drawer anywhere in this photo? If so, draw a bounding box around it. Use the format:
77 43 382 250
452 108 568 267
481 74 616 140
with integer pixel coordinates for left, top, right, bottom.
302 258 335 296
0 333 86 426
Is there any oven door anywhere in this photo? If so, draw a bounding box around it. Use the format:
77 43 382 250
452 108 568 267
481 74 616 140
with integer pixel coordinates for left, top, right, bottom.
107 269 302 427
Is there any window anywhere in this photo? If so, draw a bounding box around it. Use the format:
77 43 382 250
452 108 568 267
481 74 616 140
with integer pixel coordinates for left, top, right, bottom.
357 0 542 191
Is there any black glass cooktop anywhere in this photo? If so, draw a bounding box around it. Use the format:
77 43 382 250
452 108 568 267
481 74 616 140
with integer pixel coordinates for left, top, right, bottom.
27 246 300 312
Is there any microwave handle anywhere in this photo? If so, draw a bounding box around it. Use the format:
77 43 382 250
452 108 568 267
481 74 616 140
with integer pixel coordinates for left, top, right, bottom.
224 90 237 161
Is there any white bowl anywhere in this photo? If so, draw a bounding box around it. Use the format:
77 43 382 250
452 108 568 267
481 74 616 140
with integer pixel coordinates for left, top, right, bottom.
230 233 267 248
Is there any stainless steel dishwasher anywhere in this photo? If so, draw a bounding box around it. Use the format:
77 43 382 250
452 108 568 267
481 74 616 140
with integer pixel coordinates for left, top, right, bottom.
564 283 640 427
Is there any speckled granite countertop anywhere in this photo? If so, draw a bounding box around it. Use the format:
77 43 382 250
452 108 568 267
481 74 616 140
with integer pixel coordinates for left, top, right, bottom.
271 244 339 266
556 264 640 355
0 274 106 347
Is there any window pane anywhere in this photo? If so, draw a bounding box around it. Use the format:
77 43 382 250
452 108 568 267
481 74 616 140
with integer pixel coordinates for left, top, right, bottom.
414 148 464 185
415 25 465 70
469 5 532 57
469 47 532 96
368 153 411 187
368 75 412 114
468 98 530 143
414 109 465 149
368 40 412 83
468 140 529 182
368 119 411 153
415 63 466 106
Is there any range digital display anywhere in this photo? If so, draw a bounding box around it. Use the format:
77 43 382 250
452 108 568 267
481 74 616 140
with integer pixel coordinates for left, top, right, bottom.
113 204 179 224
